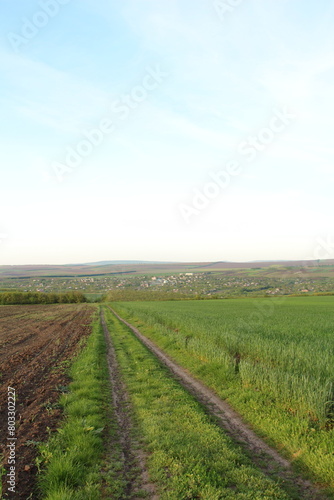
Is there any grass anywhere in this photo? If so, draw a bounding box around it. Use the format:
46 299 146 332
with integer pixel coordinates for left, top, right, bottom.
110 297 334 496
0 457 6 498
84 293 104 302
103 306 291 499
37 308 116 500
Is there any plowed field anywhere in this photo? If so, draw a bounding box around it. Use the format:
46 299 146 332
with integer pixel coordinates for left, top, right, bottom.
0 304 94 499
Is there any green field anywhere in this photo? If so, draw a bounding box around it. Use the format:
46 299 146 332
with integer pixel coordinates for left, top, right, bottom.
101 307 291 499
111 296 334 492
8 296 332 498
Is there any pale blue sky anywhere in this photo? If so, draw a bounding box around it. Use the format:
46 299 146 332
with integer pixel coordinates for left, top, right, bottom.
1 0 334 264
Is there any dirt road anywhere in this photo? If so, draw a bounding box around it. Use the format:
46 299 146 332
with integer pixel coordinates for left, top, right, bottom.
101 310 159 499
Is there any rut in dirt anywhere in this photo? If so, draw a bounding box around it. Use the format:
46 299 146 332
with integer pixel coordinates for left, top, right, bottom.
100 310 158 499
107 306 330 500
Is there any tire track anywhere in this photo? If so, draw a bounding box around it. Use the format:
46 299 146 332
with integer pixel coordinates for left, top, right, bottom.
100 310 158 499
107 306 330 500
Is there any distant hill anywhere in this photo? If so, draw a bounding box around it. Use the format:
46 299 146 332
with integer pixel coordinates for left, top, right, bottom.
79 260 174 266
0 259 333 279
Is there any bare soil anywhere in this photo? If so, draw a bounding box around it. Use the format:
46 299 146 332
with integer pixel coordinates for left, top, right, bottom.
0 304 94 499
109 306 330 500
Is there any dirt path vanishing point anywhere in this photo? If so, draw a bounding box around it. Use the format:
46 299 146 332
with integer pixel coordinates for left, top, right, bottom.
107 306 330 500
100 310 159 499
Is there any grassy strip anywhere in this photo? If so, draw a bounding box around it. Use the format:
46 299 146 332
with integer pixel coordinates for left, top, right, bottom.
111 301 334 497
37 308 122 500
103 307 290 500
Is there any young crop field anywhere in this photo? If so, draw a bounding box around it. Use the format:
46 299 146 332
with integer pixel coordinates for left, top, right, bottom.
111 296 334 495
101 307 293 499
1 298 333 498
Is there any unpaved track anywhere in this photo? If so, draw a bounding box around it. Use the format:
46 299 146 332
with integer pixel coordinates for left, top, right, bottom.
100 310 158 499
108 306 330 500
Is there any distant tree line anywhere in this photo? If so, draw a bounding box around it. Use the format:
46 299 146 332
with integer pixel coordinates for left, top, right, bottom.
0 291 87 305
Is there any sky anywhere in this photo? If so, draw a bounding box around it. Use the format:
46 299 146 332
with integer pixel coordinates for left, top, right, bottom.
1 0 334 265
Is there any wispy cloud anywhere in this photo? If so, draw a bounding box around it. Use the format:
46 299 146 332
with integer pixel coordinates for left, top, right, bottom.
0 49 111 134
1 1 334 263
